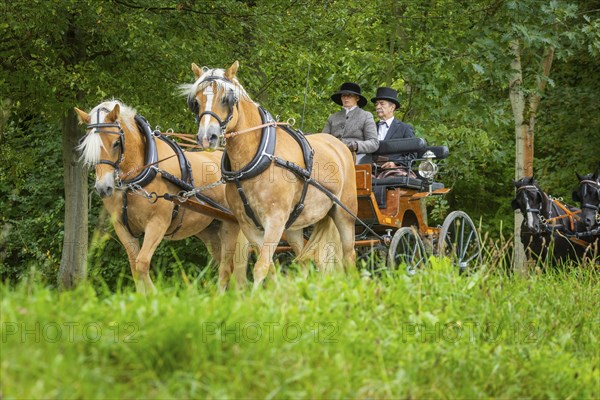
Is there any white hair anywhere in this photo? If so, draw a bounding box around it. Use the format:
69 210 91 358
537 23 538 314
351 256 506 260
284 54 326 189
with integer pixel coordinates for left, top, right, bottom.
76 99 137 167
179 67 257 107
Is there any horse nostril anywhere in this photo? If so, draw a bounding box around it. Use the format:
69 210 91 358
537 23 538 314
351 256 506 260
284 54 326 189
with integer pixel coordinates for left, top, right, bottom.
585 217 593 227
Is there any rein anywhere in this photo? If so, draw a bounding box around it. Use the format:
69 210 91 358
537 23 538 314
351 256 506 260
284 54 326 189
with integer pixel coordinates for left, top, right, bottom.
119 153 177 180
223 121 291 139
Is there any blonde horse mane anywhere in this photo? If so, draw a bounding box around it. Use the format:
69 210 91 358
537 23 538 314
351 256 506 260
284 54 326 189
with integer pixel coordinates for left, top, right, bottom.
178 66 257 107
76 99 138 167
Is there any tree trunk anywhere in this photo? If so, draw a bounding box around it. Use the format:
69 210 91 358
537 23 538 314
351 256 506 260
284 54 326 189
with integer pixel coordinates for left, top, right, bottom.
510 41 555 275
58 108 88 289
509 40 529 274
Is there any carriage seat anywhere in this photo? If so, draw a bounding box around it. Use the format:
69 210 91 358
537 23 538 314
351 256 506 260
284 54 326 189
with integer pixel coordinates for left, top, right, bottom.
370 138 449 208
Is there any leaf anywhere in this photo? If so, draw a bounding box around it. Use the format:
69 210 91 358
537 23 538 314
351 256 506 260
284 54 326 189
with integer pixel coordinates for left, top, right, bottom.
472 63 485 74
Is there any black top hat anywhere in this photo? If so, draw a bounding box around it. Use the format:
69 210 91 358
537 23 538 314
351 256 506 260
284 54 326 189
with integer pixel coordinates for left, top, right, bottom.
331 82 368 108
371 87 401 109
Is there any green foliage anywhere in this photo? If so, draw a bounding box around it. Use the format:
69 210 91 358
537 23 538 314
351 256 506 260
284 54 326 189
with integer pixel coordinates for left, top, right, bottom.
0 117 65 283
2 266 598 398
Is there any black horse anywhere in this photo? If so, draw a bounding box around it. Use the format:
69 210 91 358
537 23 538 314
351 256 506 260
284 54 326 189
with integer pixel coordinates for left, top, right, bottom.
572 170 600 232
511 176 591 264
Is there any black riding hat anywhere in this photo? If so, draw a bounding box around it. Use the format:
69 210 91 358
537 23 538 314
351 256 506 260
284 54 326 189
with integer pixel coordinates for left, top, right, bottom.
331 82 368 108
371 87 401 109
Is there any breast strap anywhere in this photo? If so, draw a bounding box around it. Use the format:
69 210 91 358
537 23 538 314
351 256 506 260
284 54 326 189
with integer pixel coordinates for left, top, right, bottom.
221 107 316 230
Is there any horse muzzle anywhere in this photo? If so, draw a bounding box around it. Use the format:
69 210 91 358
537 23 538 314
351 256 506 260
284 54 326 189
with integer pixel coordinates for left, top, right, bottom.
95 174 115 198
197 124 221 149
582 211 597 231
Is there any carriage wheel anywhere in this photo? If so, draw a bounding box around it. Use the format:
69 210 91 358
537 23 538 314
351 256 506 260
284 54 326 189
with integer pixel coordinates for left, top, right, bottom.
357 244 389 272
437 211 482 271
388 227 427 275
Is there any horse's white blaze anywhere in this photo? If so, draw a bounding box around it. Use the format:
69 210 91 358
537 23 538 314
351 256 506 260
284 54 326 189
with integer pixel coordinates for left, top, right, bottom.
524 196 535 228
201 86 215 131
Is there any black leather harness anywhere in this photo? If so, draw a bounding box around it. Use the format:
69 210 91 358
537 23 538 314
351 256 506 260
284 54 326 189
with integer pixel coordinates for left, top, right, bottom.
93 114 228 238
220 106 356 232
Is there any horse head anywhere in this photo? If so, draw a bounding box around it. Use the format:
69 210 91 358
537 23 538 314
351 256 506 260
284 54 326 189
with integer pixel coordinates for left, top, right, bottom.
512 176 547 232
572 169 600 231
180 61 251 149
75 100 138 198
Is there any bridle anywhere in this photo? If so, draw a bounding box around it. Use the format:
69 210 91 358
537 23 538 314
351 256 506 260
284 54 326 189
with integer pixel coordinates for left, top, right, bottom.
86 107 126 185
516 185 545 219
579 179 600 223
188 75 239 138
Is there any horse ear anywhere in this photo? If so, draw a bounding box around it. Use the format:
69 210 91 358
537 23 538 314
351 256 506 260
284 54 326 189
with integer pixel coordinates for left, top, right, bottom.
191 63 203 79
511 199 519 210
576 172 583 181
572 190 581 203
74 107 90 124
225 60 239 80
106 103 120 123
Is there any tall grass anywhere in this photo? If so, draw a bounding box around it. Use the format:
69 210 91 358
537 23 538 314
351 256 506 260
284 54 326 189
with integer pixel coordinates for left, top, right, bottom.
1 259 598 399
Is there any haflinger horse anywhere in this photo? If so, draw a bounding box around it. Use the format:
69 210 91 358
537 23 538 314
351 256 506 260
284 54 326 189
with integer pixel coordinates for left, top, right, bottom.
573 169 600 232
512 176 594 264
75 100 247 294
180 61 357 288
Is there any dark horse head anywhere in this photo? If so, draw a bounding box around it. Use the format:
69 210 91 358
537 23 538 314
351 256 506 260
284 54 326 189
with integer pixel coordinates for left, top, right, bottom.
572 168 600 231
511 176 549 233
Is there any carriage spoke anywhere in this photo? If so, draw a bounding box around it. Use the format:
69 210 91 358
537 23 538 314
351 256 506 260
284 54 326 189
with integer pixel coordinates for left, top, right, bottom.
389 227 427 274
438 211 482 270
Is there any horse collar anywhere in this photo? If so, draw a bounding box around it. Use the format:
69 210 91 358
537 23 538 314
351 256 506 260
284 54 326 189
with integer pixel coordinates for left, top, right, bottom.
221 106 277 182
119 115 159 188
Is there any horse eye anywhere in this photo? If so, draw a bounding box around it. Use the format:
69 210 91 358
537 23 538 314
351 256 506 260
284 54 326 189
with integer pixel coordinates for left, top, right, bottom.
112 141 120 149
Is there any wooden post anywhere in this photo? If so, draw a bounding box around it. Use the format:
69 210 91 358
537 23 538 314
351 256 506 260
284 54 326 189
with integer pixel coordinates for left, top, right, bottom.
58 108 88 289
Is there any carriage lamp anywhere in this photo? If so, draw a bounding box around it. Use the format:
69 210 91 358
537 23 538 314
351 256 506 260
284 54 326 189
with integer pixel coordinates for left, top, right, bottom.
418 150 438 180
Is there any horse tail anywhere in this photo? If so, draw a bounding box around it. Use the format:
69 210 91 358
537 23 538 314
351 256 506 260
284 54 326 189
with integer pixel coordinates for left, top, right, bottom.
295 216 344 273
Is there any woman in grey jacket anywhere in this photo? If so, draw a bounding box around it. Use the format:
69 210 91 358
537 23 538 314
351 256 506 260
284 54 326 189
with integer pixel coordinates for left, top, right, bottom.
323 82 378 164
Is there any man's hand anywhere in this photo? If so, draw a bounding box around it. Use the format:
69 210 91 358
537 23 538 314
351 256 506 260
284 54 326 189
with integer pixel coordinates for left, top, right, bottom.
347 141 358 152
380 161 398 169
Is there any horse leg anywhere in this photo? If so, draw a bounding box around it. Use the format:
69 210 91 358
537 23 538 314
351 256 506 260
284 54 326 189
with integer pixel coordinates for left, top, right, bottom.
242 222 285 290
329 205 357 272
195 222 223 269
216 221 244 292
284 228 307 274
197 221 248 291
231 230 250 289
112 222 143 292
195 232 221 268
134 219 170 294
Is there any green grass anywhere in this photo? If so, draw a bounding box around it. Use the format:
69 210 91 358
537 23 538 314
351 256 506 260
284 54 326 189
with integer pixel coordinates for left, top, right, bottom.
1 262 599 399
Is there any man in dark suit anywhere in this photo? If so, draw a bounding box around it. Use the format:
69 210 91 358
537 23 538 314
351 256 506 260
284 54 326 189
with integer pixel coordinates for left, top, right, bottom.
371 86 416 169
